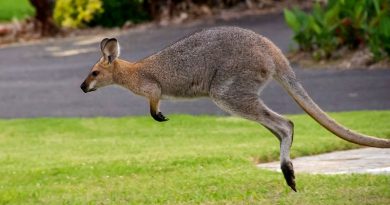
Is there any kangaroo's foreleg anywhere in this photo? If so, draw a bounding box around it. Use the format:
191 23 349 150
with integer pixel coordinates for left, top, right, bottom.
137 81 168 122
210 82 296 191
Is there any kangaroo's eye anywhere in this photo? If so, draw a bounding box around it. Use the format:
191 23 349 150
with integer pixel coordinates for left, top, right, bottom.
91 71 99 77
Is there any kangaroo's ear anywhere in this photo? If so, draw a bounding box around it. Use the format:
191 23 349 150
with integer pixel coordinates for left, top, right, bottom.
101 38 120 64
100 38 109 51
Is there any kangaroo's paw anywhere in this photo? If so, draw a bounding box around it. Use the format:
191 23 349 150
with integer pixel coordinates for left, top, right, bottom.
281 160 296 192
152 112 169 122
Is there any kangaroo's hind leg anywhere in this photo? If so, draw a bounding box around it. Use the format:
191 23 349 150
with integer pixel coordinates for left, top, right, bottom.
210 82 296 191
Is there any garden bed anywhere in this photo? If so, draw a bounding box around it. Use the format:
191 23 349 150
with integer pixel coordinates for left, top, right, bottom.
0 0 310 47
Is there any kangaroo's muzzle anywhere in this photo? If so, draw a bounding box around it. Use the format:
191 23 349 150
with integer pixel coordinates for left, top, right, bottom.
80 81 96 93
80 82 88 93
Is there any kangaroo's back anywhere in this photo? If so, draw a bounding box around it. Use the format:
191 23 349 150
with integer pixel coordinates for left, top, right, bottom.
141 27 279 98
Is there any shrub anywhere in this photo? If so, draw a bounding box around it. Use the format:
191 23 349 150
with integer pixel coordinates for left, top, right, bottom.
53 0 103 28
284 0 390 60
0 0 35 21
89 0 150 28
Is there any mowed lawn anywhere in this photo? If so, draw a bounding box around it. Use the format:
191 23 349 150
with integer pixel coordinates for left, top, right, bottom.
0 111 389 204
0 0 34 21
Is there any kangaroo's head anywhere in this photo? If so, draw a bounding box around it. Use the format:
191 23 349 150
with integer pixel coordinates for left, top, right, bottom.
80 38 120 93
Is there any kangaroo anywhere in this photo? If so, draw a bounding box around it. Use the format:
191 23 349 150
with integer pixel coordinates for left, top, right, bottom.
80 27 390 191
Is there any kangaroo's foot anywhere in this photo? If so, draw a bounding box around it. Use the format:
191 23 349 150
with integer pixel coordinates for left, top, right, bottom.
152 112 169 122
281 160 296 192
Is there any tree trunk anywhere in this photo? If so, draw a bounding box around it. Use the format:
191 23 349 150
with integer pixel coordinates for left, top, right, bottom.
29 0 59 36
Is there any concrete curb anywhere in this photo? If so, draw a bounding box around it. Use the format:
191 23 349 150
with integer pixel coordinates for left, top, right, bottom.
258 148 390 175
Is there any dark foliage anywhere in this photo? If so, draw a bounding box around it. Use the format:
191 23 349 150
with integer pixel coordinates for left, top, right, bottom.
284 0 390 60
89 0 150 28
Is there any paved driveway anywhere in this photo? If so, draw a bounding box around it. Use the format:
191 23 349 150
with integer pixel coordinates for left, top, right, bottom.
0 13 389 118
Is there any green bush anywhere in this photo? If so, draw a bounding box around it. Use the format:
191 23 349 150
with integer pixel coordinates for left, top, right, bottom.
0 0 35 21
89 0 150 28
53 0 103 28
284 0 390 60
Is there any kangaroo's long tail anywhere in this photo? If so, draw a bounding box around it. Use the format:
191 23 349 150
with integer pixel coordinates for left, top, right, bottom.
275 73 390 148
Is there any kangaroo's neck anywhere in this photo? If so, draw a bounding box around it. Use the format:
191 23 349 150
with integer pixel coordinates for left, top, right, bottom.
113 58 139 85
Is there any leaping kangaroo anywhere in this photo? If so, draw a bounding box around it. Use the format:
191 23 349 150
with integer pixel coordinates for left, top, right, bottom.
80 27 390 191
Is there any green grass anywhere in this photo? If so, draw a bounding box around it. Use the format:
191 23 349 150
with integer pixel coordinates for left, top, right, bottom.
0 111 389 204
0 0 34 21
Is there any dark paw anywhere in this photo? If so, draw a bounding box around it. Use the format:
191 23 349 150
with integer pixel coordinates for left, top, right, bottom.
281 161 296 192
151 112 169 122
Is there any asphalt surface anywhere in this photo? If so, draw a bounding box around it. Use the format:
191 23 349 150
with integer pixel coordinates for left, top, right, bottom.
0 13 389 118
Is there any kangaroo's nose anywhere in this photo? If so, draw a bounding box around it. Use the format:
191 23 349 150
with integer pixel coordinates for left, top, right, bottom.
80 82 88 93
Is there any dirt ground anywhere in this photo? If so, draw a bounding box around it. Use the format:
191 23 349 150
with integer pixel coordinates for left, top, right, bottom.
288 49 390 70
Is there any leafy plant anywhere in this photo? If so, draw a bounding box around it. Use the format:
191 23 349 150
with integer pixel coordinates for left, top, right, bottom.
284 0 390 60
0 0 34 21
89 0 150 28
367 1 390 59
53 0 103 28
